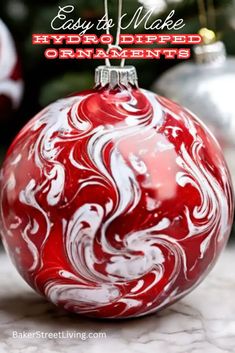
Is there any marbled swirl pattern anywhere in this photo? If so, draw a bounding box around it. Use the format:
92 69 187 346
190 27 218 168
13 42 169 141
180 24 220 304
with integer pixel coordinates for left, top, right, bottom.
0 86 233 318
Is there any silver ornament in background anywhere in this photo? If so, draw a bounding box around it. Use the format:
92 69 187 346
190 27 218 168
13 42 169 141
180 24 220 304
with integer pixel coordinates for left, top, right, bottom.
153 30 235 185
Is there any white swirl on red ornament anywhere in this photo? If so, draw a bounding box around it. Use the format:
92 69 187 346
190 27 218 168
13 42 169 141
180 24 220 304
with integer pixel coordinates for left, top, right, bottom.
0 88 233 318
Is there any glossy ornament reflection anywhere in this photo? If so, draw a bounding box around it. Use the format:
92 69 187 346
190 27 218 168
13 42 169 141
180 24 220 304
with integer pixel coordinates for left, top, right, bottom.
0 66 233 319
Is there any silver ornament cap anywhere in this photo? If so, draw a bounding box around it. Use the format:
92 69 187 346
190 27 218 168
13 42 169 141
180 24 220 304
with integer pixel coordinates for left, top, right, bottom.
194 41 227 65
95 66 138 88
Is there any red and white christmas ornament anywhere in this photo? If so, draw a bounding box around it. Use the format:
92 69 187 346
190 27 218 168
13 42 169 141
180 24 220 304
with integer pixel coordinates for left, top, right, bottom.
0 65 233 318
0 19 23 119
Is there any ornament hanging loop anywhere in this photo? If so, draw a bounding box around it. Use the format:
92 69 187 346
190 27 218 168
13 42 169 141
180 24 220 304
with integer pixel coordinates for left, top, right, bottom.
197 0 217 43
104 0 125 67
197 0 208 29
106 45 126 68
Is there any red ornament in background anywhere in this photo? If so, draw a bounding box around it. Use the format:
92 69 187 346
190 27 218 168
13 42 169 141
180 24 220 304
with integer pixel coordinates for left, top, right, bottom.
0 66 233 319
0 19 23 120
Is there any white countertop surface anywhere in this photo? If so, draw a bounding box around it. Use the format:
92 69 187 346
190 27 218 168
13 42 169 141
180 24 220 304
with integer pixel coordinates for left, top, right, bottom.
0 244 235 353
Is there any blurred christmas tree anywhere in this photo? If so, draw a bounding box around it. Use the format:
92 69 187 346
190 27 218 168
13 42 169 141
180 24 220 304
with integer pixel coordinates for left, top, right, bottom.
0 0 235 141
